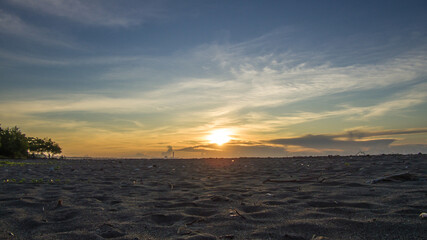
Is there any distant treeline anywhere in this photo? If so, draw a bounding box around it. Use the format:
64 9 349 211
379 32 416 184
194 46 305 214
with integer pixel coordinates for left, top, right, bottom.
0 125 62 159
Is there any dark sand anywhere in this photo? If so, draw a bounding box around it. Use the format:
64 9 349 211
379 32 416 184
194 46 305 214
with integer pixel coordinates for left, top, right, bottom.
1 155 426 240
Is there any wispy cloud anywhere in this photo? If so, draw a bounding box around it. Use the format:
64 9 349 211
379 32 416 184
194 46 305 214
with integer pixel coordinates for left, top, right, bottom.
1 37 426 145
0 94 162 115
0 10 74 47
0 49 143 66
0 9 80 50
7 0 165 27
235 81 427 132
3 68 423 122
1 26 426 157
101 37 427 116
0 10 29 34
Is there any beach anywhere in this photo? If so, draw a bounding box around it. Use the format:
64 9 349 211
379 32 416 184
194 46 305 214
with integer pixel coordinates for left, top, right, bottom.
0 154 426 240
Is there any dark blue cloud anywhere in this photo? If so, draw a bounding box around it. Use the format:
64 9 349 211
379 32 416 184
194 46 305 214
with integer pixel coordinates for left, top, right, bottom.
335 129 427 140
268 135 394 150
177 142 288 157
268 128 427 155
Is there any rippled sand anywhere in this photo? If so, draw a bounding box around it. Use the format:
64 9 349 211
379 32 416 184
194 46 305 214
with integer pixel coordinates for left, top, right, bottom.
1 155 426 239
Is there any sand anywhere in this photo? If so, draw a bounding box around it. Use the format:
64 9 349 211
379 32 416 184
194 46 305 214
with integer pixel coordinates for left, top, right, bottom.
0 154 426 240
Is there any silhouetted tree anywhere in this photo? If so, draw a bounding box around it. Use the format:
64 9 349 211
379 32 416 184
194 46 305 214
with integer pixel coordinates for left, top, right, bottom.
44 138 62 158
28 137 44 154
0 126 29 158
1 124 62 159
28 137 62 158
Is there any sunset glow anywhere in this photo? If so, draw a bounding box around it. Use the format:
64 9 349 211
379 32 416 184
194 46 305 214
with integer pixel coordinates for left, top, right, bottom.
207 129 233 146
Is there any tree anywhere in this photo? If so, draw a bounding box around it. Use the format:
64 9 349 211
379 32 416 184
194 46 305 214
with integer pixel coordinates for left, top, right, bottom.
0 124 62 159
0 126 29 158
28 137 62 158
44 138 62 158
27 137 46 156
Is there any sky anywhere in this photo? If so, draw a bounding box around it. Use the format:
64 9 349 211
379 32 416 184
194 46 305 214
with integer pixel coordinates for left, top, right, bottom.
1 0 427 158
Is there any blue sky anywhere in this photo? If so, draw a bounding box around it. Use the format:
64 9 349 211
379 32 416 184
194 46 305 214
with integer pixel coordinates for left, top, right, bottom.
1 0 426 157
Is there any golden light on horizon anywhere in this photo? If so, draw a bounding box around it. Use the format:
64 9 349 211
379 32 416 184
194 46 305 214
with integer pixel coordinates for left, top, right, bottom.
207 129 233 145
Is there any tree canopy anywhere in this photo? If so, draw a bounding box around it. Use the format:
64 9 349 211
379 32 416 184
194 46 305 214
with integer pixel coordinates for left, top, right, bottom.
27 137 62 158
0 124 62 159
0 126 28 158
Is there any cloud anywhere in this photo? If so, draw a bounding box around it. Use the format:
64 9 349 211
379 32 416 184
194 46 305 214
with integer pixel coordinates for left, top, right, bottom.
0 10 73 47
177 142 288 158
0 49 143 66
0 94 164 115
269 135 394 150
268 127 427 155
334 128 427 140
1 27 427 157
176 143 218 153
0 10 29 34
6 0 165 27
174 134 427 157
231 81 427 132
95 36 427 124
102 53 426 126
1 38 426 153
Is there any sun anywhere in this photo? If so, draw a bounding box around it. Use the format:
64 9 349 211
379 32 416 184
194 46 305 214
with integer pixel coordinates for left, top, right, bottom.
207 129 232 145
